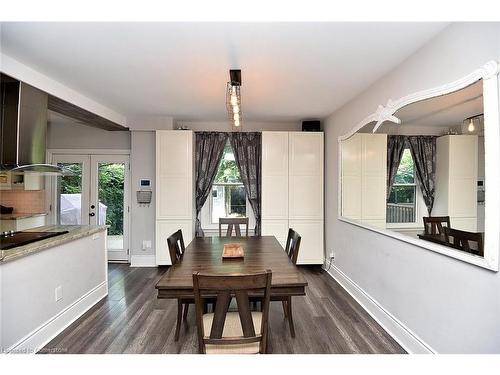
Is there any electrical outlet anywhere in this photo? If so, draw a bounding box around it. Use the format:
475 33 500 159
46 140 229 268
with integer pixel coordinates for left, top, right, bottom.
329 251 335 259
55 286 63 302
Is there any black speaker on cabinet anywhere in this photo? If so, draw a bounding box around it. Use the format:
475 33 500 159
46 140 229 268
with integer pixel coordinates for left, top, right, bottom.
302 120 321 132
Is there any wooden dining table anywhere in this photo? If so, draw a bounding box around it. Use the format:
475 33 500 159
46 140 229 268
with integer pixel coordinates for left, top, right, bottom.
155 236 308 299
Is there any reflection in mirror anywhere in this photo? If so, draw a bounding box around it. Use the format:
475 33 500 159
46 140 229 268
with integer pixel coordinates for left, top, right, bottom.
341 79 485 257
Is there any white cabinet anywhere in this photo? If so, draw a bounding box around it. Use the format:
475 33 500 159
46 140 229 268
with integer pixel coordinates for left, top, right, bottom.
155 130 194 265
262 132 289 247
433 135 478 231
341 133 387 228
262 131 324 265
0 215 46 232
24 174 44 190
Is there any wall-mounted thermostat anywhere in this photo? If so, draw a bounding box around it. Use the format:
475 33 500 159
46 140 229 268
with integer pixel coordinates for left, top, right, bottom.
140 179 151 189
137 178 152 206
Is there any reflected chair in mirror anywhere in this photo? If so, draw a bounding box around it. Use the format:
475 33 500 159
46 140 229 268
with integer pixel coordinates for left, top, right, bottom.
193 270 272 354
219 217 249 237
167 230 190 341
423 216 451 241
444 227 484 257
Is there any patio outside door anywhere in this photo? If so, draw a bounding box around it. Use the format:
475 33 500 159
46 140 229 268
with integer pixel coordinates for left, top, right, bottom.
52 153 130 262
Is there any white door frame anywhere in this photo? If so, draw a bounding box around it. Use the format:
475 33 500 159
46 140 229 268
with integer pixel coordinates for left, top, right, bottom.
47 149 131 263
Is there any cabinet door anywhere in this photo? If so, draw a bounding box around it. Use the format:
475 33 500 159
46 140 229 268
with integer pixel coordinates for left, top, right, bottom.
156 131 193 219
261 219 289 248
290 220 323 265
448 136 478 218
361 134 387 221
289 132 324 220
262 132 289 220
341 134 362 220
156 220 193 265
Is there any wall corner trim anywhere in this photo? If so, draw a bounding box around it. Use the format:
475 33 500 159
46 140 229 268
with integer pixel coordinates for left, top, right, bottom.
324 263 436 354
130 255 157 267
6 281 108 354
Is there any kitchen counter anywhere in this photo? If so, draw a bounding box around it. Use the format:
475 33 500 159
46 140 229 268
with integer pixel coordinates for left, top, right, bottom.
0 212 48 220
0 224 108 264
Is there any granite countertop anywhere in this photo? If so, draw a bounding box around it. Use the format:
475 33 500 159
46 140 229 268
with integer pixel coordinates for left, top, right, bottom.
0 225 108 264
0 212 48 220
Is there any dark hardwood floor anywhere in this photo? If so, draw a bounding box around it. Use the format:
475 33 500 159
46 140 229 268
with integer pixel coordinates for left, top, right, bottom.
41 264 405 354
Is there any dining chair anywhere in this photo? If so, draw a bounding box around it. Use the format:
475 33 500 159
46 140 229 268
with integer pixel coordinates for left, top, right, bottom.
219 217 249 237
423 216 451 240
444 227 484 256
167 230 190 341
275 228 301 337
193 270 272 354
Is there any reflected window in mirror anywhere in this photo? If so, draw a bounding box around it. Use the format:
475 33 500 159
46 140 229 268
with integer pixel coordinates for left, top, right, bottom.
387 148 417 224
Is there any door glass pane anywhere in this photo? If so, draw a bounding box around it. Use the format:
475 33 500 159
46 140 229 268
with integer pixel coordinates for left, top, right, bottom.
97 163 125 250
57 162 83 225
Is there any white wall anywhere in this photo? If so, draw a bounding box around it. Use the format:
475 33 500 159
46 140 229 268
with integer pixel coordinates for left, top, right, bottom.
48 120 131 150
130 131 156 262
175 120 301 132
1 231 107 351
323 23 500 353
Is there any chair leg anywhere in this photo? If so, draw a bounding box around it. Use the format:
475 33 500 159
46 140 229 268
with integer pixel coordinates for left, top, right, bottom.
286 297 295 338
182 303 189 321
281 300 288 318
175 299 182 341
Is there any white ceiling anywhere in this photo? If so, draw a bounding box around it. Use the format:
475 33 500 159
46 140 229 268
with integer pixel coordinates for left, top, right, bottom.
395 79 483 128
0 22 448 123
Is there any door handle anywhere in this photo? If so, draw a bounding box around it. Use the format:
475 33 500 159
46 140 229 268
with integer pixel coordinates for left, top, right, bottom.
89 212 95 217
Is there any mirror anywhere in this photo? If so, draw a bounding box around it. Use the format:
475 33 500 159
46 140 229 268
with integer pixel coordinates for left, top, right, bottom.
339 71 498 269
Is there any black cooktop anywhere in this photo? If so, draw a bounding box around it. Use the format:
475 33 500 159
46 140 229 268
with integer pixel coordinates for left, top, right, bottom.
0 231 69 250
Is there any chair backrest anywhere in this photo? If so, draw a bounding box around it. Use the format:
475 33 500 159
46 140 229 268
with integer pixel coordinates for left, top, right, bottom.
284 228 301 265
218 217 249 237
167 229 185 265
423 216 451 237
192 270 272 354
444 227 484 256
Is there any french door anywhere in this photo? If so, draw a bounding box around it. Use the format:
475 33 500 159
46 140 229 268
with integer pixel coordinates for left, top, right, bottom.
51 153 130 262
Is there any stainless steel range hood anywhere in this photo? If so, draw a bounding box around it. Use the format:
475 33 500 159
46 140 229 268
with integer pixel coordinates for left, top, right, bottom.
1 73 65 174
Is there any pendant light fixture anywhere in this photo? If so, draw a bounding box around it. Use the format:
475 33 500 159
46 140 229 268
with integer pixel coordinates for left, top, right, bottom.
463 114 483 134
226 69 242 130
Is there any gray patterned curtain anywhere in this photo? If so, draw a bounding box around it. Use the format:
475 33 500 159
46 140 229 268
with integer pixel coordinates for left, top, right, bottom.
407 136 437 215
387 135 407 199
229 132 262 235
194 132 228 237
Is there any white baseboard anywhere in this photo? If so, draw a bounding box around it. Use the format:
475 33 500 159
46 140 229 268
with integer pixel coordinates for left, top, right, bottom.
7 281 108 354
130 254 157 267
324 263 435 354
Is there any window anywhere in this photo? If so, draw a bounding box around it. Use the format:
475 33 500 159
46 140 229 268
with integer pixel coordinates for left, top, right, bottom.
387 148 417 223
210 141 246 223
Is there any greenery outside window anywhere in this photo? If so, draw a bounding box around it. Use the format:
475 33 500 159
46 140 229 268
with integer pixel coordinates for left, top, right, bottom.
387 148 417 224
210 141 247 224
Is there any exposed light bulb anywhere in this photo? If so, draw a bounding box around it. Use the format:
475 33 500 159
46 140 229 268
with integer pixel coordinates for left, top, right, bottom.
233 113 240 121
468 119 475 132
230 94 238 106
232 105 240 113
234 119 240 127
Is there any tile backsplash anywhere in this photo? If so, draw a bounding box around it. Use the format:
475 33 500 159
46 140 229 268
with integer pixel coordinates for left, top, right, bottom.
0 190 47 213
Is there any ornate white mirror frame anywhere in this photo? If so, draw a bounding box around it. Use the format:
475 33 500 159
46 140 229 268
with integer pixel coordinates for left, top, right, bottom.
338 61 500 271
